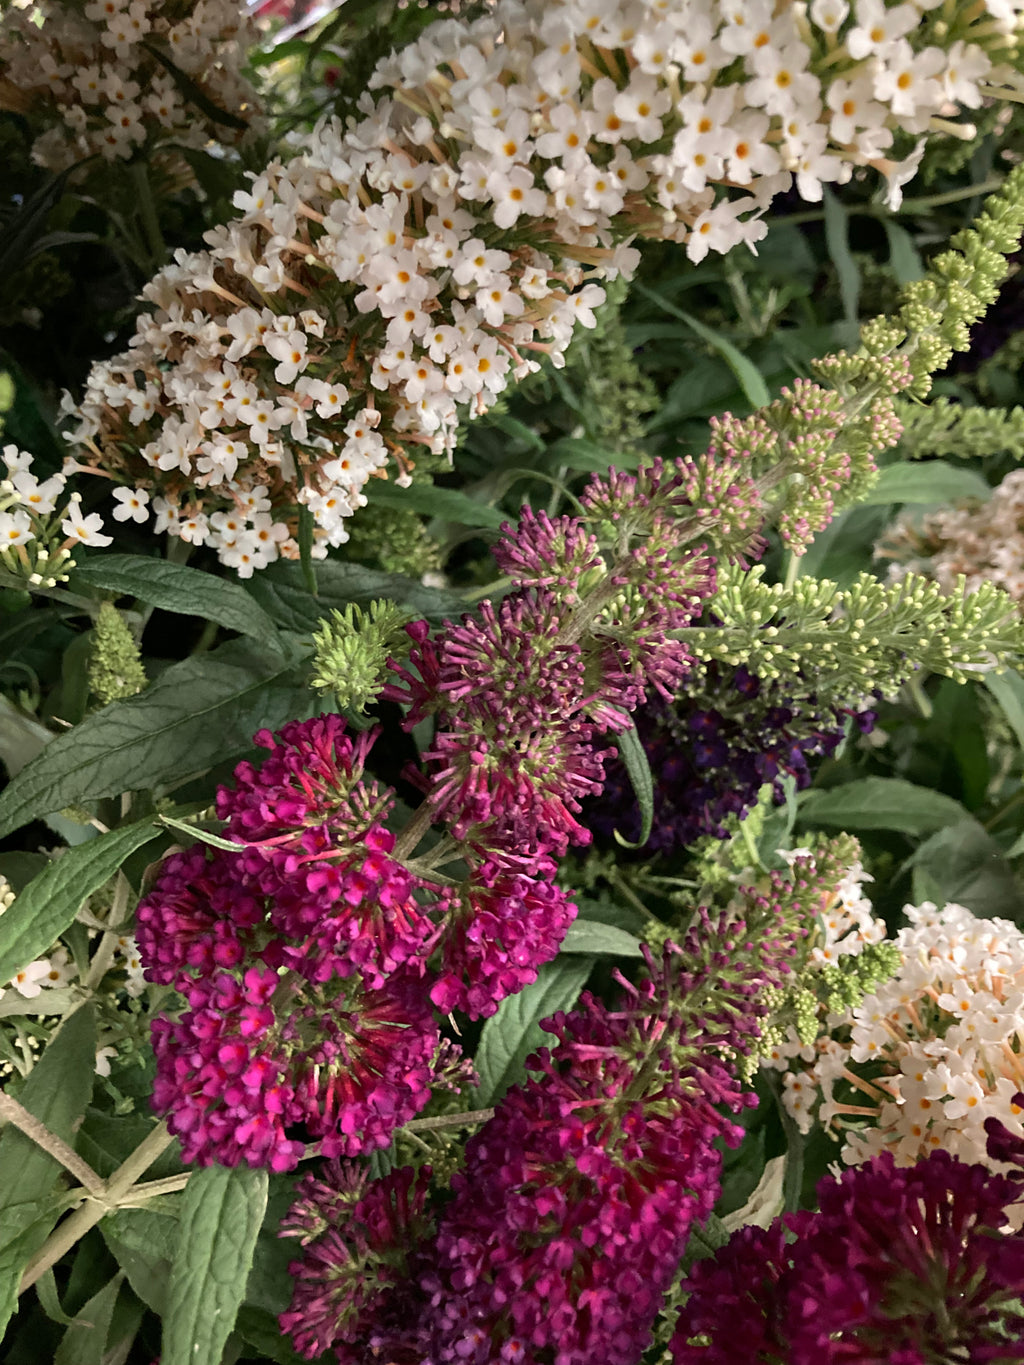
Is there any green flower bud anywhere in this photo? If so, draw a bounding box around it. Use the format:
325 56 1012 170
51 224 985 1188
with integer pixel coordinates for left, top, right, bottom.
88 603 147 705
310 599 411 712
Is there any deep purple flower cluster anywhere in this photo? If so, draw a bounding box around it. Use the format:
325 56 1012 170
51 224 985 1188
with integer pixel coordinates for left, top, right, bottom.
280 1162 435 1364
137 714 581 1168
587 662 876 852
672 1118 1024 1363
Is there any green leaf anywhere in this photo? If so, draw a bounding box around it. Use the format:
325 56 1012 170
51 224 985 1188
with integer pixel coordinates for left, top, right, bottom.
0 642 311 839
883 219 924 284
245 560 467 635
35 1270 77 1326
70 555 279 643
633 283 771 409
571 896 646 937
485 412 545 454
560 919 643 958
53 1272 123 1365
368 480 509 530
0 1005 97 1337
823 187 860 336
681 1212 731 1271
540 436 640 473
0 820 161 986
243 1171 301 1318
0 1215 61 1342
472 958 592 1108
102 1209 179 1316
984 669 1024 751
0 165 78 279
909 816 1020 922
234 1306 312 1365
0 852 47 894
0 697 96 847
157 815 245 852
798 777 966 837
860 461 990 506
612 720 654 848
141 42 248 130
297 504 317 597
162 1165 268 1365
0 1005 97 1233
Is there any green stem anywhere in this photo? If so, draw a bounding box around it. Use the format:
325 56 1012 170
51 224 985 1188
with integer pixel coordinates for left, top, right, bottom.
767 1072 805 1213
402 1107 495 1133
19 1120 174 1294
461 575 512 603
0 1092 107 1198
780 176 1005 226
392 801 438 861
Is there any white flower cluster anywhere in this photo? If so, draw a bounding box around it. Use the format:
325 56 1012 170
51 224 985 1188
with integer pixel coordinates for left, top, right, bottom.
1 444 113 586
0 877 144 1002
0 876 146 1077
775 900 1024 1185
0 0 259 169
779 848 888 973
879 467 1024 606
70 0 1023 571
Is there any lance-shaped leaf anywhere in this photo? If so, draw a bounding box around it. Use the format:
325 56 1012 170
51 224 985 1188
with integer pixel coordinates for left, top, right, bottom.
70 555 279 643
162 1165 268 1365
0 642 311 839
0 1006 97 1337
0 819 162 986
473 958 592 1107
612 719 655 849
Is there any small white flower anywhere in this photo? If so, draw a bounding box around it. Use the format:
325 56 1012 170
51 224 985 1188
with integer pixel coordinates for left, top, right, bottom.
9 960 51 999
111 486 151 523
61 502 113 547
95 1046 118 1077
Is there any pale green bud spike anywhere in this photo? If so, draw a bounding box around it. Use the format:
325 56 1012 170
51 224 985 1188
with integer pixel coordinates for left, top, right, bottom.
895 398 1024 464
88 602 147 705
684 562 1024 712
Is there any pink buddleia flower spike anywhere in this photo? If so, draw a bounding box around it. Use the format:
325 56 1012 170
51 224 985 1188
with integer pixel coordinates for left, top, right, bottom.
430 854 579 1019
385 594 615 857
150 958 439 1170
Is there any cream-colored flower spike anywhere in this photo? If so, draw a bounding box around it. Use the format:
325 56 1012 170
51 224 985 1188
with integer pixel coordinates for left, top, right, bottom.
68 0 1024 571
0 0 260 169
776 899 1024 1218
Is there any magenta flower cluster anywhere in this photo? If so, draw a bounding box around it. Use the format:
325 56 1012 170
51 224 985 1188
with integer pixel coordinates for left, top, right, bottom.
136 716 582 1168
137 463 736 1170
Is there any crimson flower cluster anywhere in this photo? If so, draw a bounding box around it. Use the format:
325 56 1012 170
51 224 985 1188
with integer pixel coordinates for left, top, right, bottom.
672 1109 1024 1363
137 718 443 1169
279 852 832 1362
280 1162 436 1364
